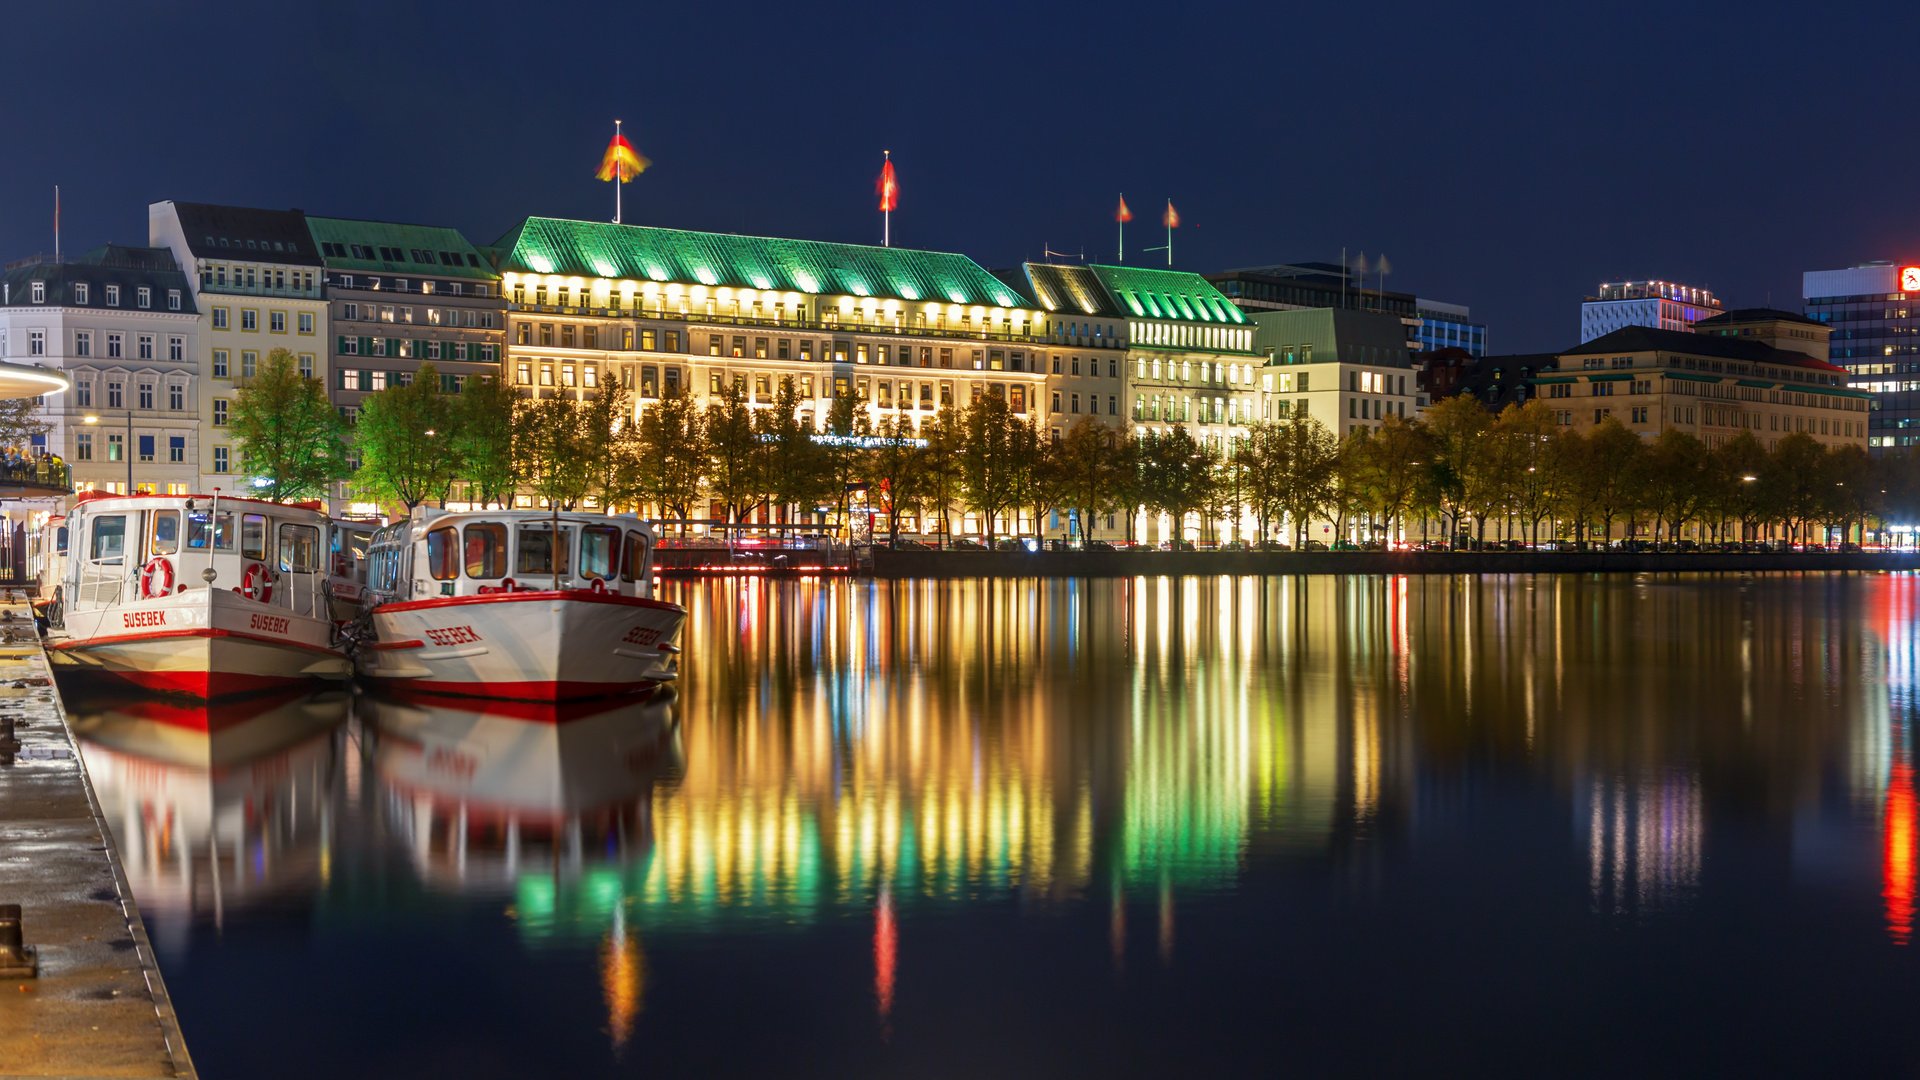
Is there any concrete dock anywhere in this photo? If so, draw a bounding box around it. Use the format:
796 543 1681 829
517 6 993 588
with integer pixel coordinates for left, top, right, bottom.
0 598 193 1079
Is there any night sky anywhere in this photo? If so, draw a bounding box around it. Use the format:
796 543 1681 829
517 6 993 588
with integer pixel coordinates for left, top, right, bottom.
8 1 1916 352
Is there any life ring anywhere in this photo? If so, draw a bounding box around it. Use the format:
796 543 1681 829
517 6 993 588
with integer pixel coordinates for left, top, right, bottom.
139 556 173 599
241 562 274 603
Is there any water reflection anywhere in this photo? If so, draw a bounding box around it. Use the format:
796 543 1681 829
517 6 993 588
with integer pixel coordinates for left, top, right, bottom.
56 573 1920 1075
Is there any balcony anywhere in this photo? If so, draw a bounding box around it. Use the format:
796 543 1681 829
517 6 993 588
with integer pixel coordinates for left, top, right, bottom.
504 303 1042 346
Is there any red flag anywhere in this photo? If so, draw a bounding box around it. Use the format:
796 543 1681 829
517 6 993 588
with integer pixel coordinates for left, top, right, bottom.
1116 196 1132 223
595 134 649 182
876 157 899 212
1163 201 1180 228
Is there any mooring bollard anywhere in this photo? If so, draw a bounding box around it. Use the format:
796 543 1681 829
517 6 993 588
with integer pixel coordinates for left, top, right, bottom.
0 905 38 978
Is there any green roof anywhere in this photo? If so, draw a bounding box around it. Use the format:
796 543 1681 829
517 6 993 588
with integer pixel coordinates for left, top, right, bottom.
492 217 1027 309
1666 372 1722 383
1588 372 1632 382
306 216 496 280
1087 264 1246 324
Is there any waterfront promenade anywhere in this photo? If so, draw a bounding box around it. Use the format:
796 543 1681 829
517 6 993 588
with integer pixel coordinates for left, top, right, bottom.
0 598 192 1080
871 548 1920 578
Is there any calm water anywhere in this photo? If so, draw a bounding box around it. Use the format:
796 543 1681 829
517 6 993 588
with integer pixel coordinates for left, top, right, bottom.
59 574 1920 1078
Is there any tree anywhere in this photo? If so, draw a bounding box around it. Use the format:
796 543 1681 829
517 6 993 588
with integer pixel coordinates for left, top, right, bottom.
1276 415 1339 547
1056 416 1122 545
1764 433 1827 544
629 384 707 531
0 399 52 453
451 374 518 509
229 347 348 502
960 395 1020 546
352 362 459 511
512 392 597 512
1236 421 1290 543
868 412 927 545
703 381 760 532
1638 427 1708 547
1424 394 1492 546
920 407 966 546
1140 426 1215 547
760 377 831 527
1349 414 1432 545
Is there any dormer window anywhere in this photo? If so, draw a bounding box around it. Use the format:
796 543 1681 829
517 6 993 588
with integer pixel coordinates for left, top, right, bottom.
168 289 181 311
30 281 44 304
137 286 151 309
106 284 120 306
73 282 88 305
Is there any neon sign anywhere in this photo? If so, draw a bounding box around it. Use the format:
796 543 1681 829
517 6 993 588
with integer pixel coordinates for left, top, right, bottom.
1902 266 1920 292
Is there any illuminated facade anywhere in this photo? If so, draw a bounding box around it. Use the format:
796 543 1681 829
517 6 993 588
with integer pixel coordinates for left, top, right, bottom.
1539 324 1869 449
0 245 195 494
1803 262 1920 452
991 263 1129 442
1579 279 1722 343
148 201 330 492
493 217 1046 445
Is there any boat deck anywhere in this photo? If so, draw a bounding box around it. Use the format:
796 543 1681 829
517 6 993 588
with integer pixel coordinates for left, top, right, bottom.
0 597 193 1079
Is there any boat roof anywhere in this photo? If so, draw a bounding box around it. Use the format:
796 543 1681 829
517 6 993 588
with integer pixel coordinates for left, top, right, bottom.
72 491 329 520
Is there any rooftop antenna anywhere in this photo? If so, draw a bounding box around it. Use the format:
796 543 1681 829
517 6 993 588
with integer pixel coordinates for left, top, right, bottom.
53 186 59 258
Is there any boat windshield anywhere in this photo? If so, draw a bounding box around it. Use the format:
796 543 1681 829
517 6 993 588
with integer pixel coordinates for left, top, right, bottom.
187 510 235 551
581 526 620 580
150 511 180 556
90 515 127 564
464 522 507 578
516 525 573 576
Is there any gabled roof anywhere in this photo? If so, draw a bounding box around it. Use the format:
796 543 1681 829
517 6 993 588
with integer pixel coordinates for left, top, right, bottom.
0 246 196 313
492 217 1029 309
1563 325 1846 372
160 202 324 266
998 264 1123 318
1087 265 1247 324
305 216 495 279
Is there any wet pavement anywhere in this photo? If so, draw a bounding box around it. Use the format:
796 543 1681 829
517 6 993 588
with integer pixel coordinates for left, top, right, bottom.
0 598 191 1079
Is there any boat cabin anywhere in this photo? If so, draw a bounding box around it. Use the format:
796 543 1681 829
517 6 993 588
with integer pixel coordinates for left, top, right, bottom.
366 508 659 601
66 492 332 617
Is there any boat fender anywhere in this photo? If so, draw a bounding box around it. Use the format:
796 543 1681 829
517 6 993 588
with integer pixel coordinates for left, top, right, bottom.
139 556 174 599
242 562 275 604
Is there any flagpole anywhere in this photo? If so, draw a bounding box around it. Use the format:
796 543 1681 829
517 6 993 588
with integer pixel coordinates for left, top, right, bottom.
614 120 623 225
1165 200 1172 267
883 150 891 247
1118 193 1124 263
54 186 59 258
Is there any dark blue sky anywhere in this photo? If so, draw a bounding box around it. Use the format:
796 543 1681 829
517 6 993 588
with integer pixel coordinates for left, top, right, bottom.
8 1 1916 351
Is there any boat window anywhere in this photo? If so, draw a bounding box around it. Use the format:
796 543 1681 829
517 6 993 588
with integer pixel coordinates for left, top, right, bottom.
580 526 620 580
623 530 649 582
516 525 573 576
149 510 180 556
55 526 67 554
89 516 126 564
464 522 507 578
241 514 268 561
187 511 234 551
426 527 458 580
278 524 321 573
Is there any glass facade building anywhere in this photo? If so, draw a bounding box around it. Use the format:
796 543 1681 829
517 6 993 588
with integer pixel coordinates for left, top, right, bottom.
1413 299 1486 356
1803 262 1918 452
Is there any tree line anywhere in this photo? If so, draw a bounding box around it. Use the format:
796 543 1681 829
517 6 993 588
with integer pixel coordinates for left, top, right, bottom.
228 348 1920 546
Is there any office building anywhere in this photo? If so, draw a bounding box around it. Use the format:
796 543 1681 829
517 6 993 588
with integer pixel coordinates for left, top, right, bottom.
0 246 193 494
1579 280 1722 343
1803 262 1920 450
1533 325 1866 449
148 202 329 491
1248 308 1420 439
1207 262 1417 318
1413 298 1486 357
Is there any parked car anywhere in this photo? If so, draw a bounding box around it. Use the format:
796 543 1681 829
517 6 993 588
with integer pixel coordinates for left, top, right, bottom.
1087 540 1117 552
890 538 931 551
1332 540 1360 551
1219 539 1250 551
947 538 985 551
1122 542 1155 553
1304 540 1329 552
1256 540 1292 552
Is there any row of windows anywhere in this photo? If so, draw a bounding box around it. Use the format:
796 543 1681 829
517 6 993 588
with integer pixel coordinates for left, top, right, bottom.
319 242 483 271
339 303 496 329
72 431 188 463
211 350 313 380
0 330 184 361
74 378 188 411
200 265 315 293
1134 356 1265 388
1048 391 1120 416
1132 394 1256 425
336 369 467 394
209 307 315 334
328 274 490 297
1574 405 1861 438
1051 356 1118 378
13 280 182 310
337 337 495 362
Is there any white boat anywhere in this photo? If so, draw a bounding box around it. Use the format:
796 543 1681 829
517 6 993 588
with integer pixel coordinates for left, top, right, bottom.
47 492 353 698
356 508 685 703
